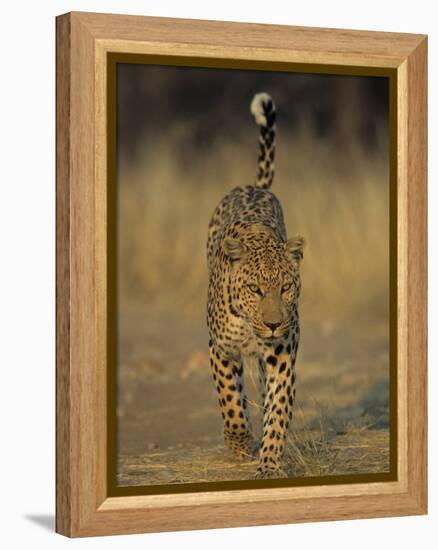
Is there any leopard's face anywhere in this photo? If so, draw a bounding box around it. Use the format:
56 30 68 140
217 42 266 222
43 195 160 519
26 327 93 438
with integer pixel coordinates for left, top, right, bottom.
223 233 304 340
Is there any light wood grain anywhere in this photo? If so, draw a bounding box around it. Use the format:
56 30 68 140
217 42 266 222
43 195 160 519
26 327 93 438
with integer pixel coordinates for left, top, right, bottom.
406 37 428 511
397 59 409 488
76 11 423 67
56 11 427 537
55 13 71 537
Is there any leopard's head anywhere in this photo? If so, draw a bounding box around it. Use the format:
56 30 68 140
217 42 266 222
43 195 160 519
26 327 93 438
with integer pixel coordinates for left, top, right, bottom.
223 231 305 340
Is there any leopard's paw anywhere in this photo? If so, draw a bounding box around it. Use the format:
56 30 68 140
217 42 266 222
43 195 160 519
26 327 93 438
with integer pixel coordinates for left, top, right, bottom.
224 432 259 461
255 465 286 480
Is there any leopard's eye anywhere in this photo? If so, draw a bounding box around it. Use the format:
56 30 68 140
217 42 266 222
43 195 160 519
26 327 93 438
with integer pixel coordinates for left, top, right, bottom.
282 282 292 293
248 283 262 295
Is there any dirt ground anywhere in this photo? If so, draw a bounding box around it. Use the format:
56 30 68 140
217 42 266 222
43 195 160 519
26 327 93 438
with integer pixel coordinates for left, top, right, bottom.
116 307 390 487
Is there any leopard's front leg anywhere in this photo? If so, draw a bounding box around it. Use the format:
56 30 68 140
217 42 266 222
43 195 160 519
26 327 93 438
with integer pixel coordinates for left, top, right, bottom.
256 338 297 478
208 340 257 460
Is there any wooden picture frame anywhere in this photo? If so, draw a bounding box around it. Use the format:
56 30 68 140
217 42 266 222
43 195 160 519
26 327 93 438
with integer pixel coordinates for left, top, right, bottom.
56 11 427 537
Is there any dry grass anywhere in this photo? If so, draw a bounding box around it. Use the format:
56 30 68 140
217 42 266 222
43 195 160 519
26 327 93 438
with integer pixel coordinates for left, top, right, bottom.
117 402 389 486
118 126 389 326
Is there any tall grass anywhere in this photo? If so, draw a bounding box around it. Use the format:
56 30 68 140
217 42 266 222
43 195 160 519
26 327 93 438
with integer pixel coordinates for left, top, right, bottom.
118 125 389 326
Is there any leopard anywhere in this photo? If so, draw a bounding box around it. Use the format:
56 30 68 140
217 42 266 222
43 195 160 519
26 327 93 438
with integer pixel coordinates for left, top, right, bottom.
206 92 305 479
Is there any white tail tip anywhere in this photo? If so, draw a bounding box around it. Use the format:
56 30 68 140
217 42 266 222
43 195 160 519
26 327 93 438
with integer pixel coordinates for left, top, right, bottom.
250 92 274 126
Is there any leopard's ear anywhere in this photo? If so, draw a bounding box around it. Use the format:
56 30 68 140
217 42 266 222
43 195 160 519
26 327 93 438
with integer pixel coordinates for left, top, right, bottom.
285 235 305 261
222 237 247 261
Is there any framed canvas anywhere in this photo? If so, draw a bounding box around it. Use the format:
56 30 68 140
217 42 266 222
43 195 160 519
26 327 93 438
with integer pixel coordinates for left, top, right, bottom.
56 11 428 537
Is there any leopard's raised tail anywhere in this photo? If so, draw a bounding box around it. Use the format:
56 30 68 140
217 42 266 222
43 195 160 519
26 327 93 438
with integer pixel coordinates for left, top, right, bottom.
250 92 276 189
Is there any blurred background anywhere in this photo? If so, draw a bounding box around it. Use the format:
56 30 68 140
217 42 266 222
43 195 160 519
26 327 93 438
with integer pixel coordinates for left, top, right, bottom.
116 63 391 486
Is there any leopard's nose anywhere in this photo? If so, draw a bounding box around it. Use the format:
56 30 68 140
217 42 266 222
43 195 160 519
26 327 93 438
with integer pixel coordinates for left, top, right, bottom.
264 321 281 331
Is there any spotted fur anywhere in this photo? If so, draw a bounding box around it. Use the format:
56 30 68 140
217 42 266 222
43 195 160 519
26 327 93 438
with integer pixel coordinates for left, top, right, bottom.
207 93 305 479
